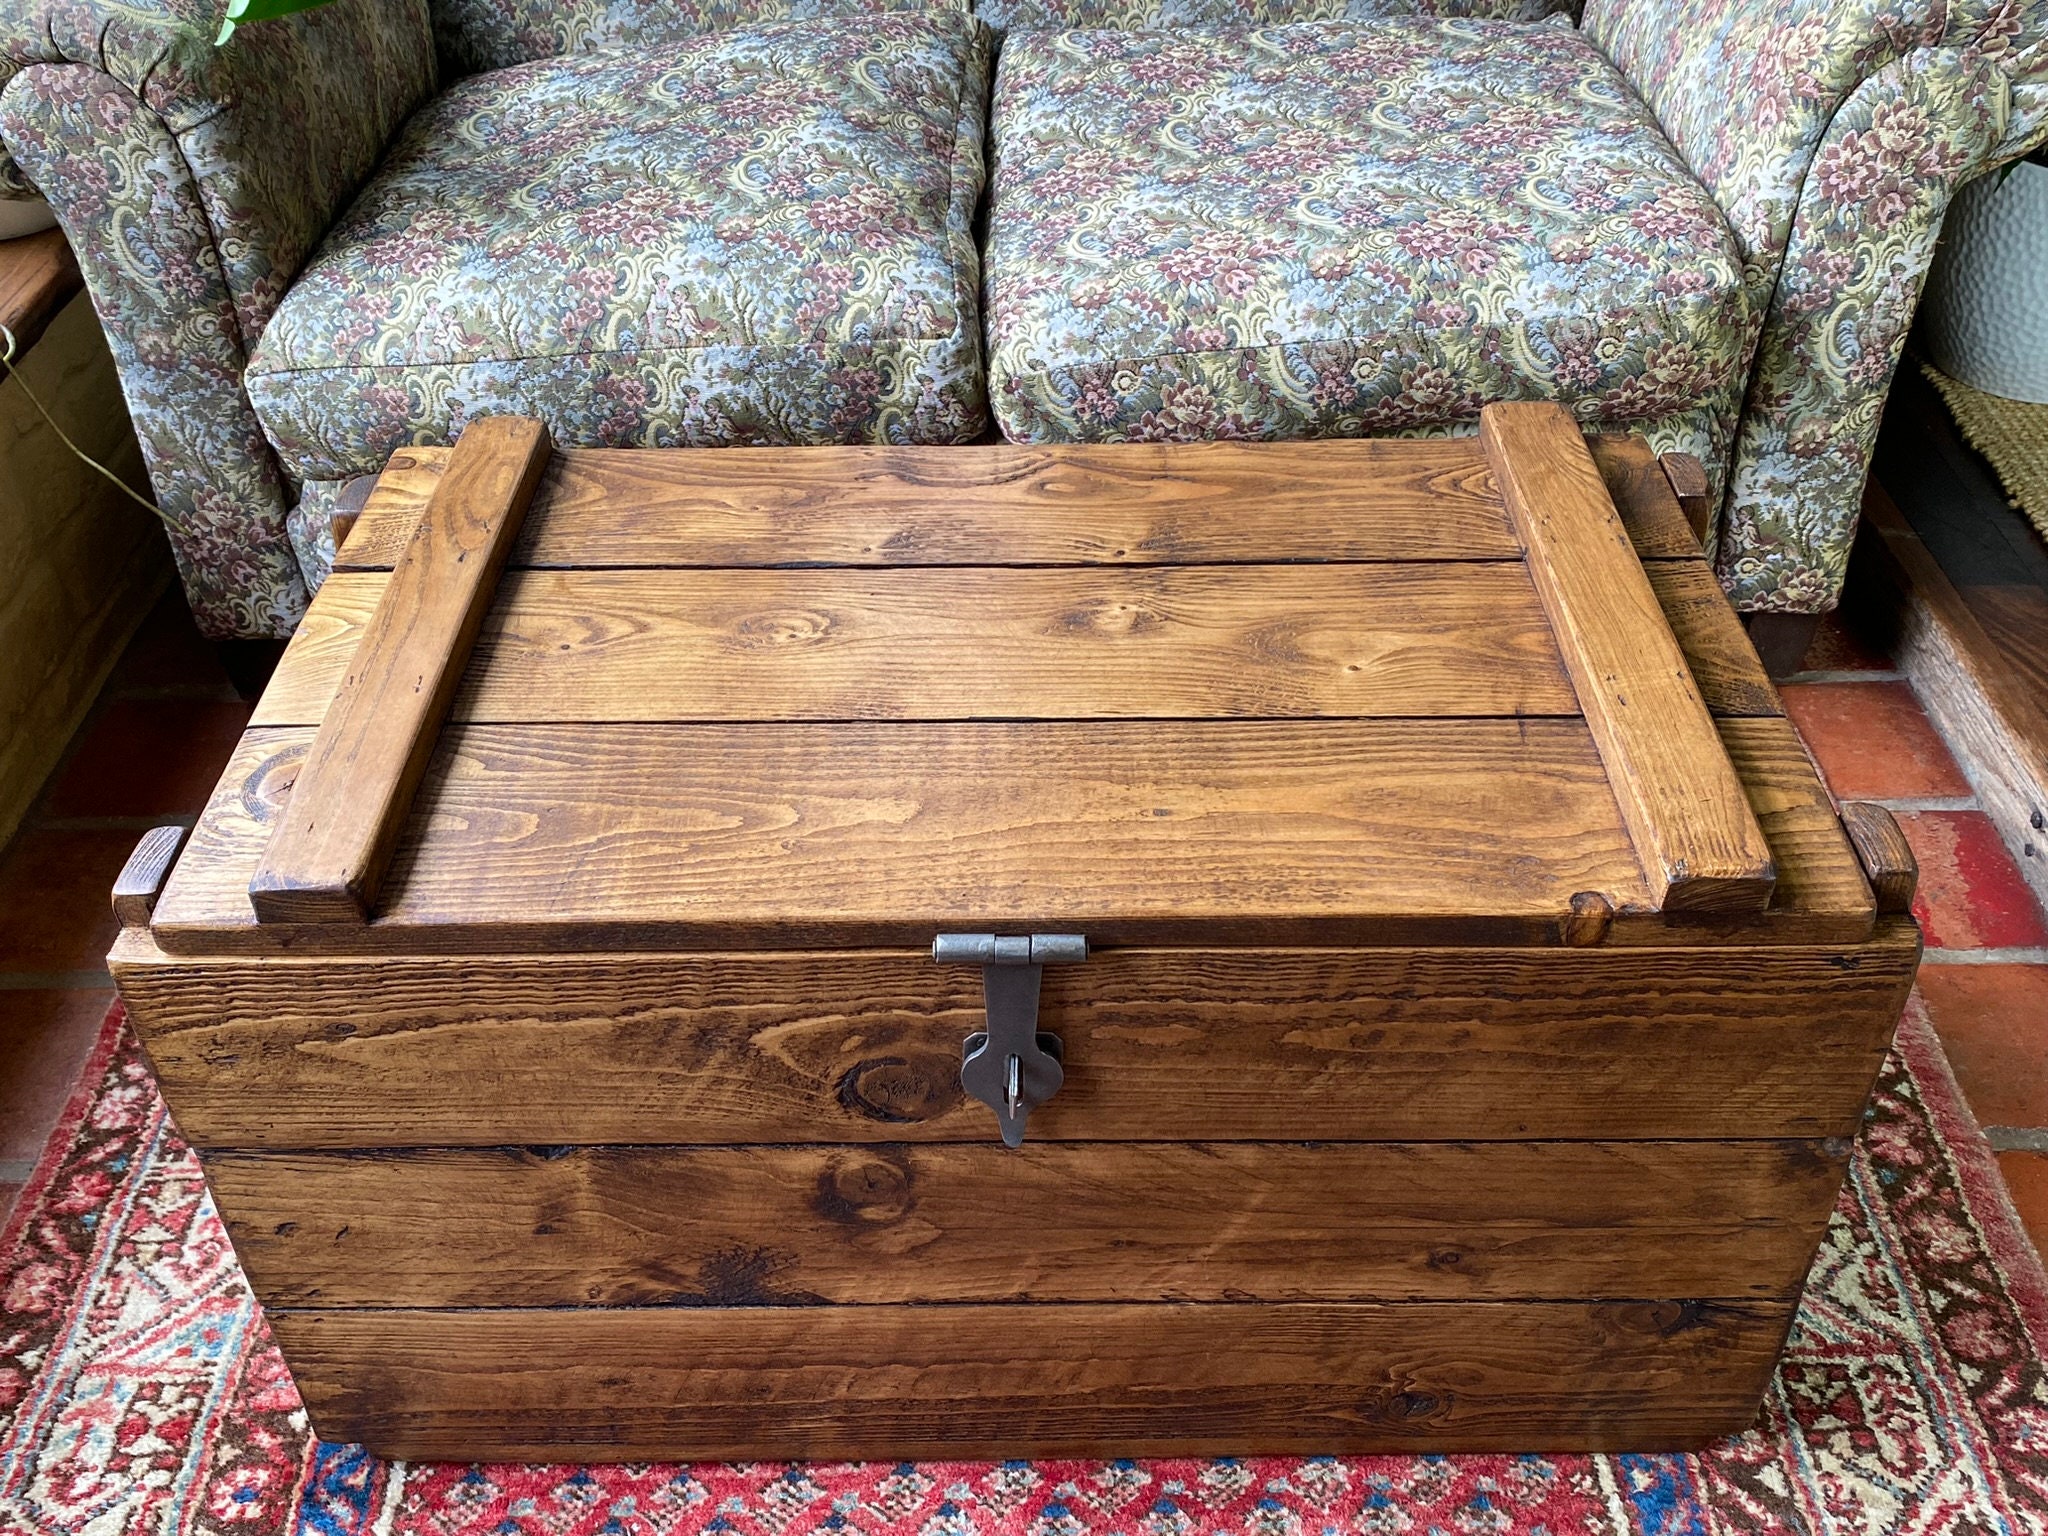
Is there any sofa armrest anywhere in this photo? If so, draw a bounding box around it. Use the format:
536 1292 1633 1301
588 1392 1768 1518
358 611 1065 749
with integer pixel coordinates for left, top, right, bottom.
1 0 435 342
1716 49 2006 613
0 0 436 640
3 62 310 639
1581 0 2044 614
1581 0 2043 283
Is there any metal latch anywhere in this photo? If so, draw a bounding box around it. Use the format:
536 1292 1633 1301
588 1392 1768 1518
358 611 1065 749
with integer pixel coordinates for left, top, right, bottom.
934 933 1087 1147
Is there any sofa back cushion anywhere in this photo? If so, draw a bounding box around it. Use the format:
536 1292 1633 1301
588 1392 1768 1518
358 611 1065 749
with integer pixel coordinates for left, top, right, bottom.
977 0 1567 35
433 0 1567 71
432 0 964 74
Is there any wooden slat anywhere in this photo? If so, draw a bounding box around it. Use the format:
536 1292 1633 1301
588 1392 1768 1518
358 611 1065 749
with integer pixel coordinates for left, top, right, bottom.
111 919 1918 1146
1717 716 1875 927
336 440 1522 571
1585 434 1705 560
341 447 450 557
275 537 1774 733
111 825 186 927
1840 802 1918 915
158 719 1651 952
258 564 1576 727
340 437 1716 573
0 228 82 358
1659 452 1716 545
1484 403 1775 913
269 1299 1790 1459
1644 562 1783 719
207 1138 1844 1308
322 472 382 553
1850 487 2048 908
248 418 551 923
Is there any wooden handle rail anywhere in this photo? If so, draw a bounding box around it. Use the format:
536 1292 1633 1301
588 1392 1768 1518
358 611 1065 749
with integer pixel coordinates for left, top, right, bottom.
248 417 552 923
1839 802 1918 915
112 824 188 927
1658 452 1714 547
1481 403 1775 915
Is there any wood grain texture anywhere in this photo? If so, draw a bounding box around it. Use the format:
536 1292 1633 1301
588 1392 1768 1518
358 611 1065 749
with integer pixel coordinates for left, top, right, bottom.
1585 435 1704 560
159 720 1652 952
338 437 1716 574
336 448 449 565
0 228 82 358
335 440 1521 571
248 418 550 923
1716 717 1874 929
1484 403 1774 914
1851 487 2048 907
111 919 1919 1147
207 1138 1846 1308
268 1299 1792 1459
1967 583 2048 704
1839 803 1918 915
256 564 1577 727
111 825 187 927
1659 452 1715 545
1644 562 1783 719
323 473 381 554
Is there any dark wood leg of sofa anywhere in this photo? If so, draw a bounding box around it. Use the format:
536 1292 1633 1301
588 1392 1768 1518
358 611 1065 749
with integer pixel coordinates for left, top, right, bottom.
1743 612 1821 680
217 640 286 700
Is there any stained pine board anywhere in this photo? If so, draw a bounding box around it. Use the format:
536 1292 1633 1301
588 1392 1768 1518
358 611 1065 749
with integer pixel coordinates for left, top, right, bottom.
337 436 1709 572
144 720 1875 950
207 1138 1844 1308
336 440 1520 570
269 562 1773 727
249 418 549 924
258 564 1576 726
151 719 1649 951
1715 716 1872 926
1643 561 1783 718
1485 405 1774 914
269 1299 1791 1459
1583 434 1707 561
110 919 1918 1146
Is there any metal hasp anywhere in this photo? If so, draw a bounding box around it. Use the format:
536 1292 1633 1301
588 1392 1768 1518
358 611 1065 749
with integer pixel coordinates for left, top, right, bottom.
934 933 1088 1147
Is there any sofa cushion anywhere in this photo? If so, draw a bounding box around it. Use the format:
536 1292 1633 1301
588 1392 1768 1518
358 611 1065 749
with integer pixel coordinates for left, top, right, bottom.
246 12 989 482
430 0 964 78
977 0 1570 38
985 18 1750 443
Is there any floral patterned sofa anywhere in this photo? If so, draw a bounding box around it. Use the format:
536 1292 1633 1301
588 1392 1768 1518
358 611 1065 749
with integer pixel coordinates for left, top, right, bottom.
0 0 2043 641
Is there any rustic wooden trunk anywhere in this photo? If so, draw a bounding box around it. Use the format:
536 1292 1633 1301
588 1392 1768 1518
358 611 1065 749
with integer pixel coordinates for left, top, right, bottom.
109 406 1921 1461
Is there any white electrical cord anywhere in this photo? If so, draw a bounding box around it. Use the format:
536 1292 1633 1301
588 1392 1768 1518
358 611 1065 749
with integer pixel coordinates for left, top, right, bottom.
0 319 183 531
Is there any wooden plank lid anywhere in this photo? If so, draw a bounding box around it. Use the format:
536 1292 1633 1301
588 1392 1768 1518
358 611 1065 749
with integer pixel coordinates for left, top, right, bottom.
145 409 1829 955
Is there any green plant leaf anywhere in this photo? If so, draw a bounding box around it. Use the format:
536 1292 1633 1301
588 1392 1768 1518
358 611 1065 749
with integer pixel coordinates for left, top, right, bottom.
215 0 342 45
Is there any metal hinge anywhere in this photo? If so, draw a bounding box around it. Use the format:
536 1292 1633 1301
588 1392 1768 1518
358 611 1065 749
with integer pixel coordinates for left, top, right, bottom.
933 933 1088 1147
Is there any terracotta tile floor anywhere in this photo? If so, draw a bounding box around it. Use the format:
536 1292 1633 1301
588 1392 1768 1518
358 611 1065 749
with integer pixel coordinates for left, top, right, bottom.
1784 610 2048 1259
0 588 248 1216
0 597 2046 1260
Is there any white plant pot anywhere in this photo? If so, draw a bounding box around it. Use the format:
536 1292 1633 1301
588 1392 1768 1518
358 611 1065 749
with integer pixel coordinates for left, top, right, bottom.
1922 160 2048 404
0 196 57 241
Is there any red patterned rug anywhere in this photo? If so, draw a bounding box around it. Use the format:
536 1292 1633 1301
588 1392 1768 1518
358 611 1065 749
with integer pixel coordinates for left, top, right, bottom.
4 1000 2048 1536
